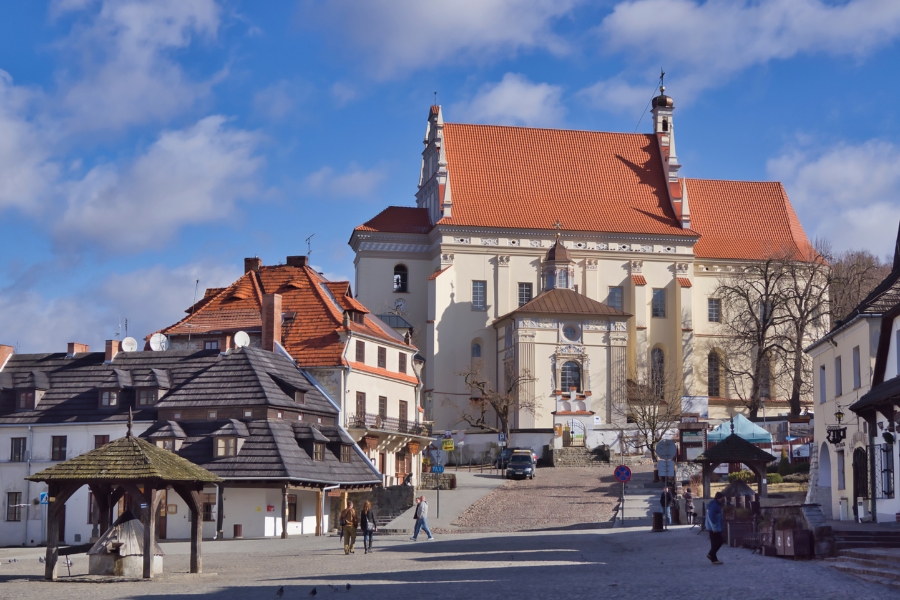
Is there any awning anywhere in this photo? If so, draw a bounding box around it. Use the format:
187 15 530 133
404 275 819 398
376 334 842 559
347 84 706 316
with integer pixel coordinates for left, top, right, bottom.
707 414 772 443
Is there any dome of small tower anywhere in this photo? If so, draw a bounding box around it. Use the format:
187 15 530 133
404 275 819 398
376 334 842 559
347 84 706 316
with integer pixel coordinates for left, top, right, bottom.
652 86 674 109
545 237 572 262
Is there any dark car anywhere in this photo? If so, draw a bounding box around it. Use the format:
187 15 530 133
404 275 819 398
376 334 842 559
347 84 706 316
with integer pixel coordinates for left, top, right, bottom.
494 447 515 470
505 454 536 480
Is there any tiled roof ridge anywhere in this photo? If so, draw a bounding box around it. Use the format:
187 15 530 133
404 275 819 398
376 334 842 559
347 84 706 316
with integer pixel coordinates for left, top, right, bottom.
159 271 262 336
445 121 657 138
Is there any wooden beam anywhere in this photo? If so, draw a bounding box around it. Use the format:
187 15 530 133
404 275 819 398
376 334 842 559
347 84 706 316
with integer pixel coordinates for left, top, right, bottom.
88 483 111 539
316 490 323 537
142 484 158 579
43 482 80 581
281 484 289 539
216 484 225 541
173 484 204 574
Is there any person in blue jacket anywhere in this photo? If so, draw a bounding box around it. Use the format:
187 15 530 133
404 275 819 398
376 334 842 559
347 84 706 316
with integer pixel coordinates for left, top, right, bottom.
706 492 725 564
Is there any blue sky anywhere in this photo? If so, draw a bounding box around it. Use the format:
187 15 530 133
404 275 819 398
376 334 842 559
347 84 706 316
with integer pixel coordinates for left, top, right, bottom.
2 0 900 352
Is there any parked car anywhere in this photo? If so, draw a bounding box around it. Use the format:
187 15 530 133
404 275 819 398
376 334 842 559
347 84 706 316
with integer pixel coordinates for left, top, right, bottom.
494 447 515 470
506 453 536 479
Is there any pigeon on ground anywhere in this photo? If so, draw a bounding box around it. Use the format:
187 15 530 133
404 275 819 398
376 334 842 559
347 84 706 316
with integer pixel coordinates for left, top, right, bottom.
329 585 339 592
275 586 284 597
346 583 351 591
309 588 317 597
39 557 45 563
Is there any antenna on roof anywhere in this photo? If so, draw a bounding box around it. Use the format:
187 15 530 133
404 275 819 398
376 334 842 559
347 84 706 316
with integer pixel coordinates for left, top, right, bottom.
434 91 437 105
124 318 128 339
188 279 200 342
633 68 666 133
305 233 315 257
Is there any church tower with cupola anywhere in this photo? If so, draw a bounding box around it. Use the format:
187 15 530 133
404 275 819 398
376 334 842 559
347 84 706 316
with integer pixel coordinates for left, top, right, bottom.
542 233 576 291
650 79 690 229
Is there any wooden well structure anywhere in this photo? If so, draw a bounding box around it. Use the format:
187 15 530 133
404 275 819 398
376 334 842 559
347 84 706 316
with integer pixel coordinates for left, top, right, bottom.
26 417 220 580
692 432 776 500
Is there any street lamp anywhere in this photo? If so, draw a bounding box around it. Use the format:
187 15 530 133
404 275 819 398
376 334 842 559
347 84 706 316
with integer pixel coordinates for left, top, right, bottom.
835 407 845 425
826 405 847 445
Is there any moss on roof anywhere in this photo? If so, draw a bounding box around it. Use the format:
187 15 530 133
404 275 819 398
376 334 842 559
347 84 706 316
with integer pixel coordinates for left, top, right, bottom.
26 433 221 483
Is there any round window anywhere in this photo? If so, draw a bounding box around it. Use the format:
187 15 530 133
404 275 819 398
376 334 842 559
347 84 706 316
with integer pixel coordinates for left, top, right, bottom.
563 325 579 341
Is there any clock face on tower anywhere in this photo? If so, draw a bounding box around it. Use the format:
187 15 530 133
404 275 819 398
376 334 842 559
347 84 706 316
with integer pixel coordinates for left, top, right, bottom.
394 298 407 312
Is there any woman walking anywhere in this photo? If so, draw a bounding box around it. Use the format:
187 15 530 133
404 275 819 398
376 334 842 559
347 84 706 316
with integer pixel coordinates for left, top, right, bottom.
340 501 358 555
360 501 378 554
683 487 695 525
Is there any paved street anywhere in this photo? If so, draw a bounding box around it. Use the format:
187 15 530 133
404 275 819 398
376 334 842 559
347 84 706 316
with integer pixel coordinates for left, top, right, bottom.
0 526 894 599
386 471 506 532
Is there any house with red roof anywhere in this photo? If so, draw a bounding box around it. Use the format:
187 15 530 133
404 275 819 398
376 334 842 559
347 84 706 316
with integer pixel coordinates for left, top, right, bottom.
156 255 430 487
349 87 816 456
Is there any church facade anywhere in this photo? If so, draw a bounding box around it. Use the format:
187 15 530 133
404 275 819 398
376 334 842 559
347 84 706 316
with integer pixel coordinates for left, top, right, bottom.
349 88 815 449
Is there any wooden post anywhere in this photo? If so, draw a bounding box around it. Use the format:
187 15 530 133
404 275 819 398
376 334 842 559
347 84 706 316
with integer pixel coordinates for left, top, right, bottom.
143 485 159 579
44 483 60 581
173 484 203 574
702 463 712 499
216 484 225 540
341 491 348 511
281 484 289 539
89 483 111 539
315 490 323 536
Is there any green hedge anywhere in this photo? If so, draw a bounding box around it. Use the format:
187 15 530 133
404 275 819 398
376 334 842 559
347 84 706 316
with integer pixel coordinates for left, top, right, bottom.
727 471 755 483
767 473 784 484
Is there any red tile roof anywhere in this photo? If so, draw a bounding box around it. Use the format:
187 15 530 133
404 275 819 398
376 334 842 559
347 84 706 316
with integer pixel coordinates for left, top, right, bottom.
355 206 433 234
160 264 413 368
632 275 647 286
348 361 419 385
686 179 813 261
677 277 692 288
437 124 696 236
427 266 450 280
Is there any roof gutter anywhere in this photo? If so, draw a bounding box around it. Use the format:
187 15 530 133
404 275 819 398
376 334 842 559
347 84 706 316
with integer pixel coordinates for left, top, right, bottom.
804 314 881 353
215 476 381 486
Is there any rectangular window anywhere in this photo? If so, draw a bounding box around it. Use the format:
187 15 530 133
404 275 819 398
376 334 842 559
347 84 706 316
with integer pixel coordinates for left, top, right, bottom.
651 288 666 318
287 494 298 521
819 365 827 403
472 280 486 310
207 411 217 420
51 436 67 461
378 396 387 418
356 392 366 418
355 340 365 363
708 298 721 323
215 437 237 457
295 390 305 404
399 400 409 433
202 493 216 522
608 287 623 312
10 438 26 462
94 435 109 449
16 391 34 410
835 356 843 397
6 492 22 522
853 346 861 390
157 439 175 452
398 353 407 374
377 347 387 369
837 450 846 490
518 283 533 307
313 443 324 462
100 390 118 407
341 445 352 463
137 389 157 406
760 301 773 326
204 340 219 350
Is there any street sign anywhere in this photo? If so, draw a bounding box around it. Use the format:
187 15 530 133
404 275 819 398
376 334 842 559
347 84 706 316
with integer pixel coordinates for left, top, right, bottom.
441 438 455 452
39 492 49 505
657 459 675 478
498 432 507 443
613 465 632 483
327 490 342 497
432 464 445 474
656 439 677 460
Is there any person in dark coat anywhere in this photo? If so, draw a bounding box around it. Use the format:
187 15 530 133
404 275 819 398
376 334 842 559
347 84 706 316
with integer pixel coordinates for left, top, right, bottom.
340 502 358 555
660 487 674 525
706 492 725 564
360 501 378 554
683 487 695 525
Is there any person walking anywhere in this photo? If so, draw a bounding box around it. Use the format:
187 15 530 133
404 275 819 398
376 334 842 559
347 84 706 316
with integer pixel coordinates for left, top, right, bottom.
683 487 695 525
706 492 725 564
360 501 377 554
341 501 358 555
409 495 434 541
660 486 674 525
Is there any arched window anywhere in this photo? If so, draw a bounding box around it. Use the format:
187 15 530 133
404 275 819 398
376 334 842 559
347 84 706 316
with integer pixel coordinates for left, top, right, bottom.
708 351 722 398
560 361 581 392
662 117 669 132
471 343 482 358
556 270 568 289
393 264 408 293
651 348 665 398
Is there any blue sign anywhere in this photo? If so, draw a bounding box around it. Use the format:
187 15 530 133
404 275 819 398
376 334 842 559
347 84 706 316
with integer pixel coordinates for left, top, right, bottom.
498 432 507 443
39 492 49 505
432 465 445 474
613 465 632 483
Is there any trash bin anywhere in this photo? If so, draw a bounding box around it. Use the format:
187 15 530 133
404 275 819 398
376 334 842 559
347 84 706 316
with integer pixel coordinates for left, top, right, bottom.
233 524 243 539
652 512 664 532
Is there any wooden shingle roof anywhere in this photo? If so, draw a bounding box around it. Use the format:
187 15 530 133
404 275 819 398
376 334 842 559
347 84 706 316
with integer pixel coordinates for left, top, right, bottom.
693 433 776 464
496 288 631 323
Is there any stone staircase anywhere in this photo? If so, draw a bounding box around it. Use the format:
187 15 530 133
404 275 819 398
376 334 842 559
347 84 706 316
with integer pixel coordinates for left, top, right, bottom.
550 446 609 467
801 505 828 530
834 529 900 551
828 548 900 589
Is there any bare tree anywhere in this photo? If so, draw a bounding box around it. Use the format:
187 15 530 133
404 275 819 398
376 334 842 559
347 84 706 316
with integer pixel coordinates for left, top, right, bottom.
443 360 536 441
829 248 891 324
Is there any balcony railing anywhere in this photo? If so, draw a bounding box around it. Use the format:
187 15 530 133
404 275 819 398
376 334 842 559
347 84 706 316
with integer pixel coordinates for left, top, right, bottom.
347 412 430 436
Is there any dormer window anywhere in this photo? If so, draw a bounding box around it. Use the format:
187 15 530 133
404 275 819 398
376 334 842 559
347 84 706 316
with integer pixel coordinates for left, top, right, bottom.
347 310 365 324
99 390 119 408
295 390 306 404
341 445 352 463
137 389 158 406
156 438 176 452
313 442 325 461
215 437 237 457
16 391 35 411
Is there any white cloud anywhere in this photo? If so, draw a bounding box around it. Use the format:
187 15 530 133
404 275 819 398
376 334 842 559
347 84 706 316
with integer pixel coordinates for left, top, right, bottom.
584 0 900 108
55 116 264 250
768 139 900 255
304 163 387 199
253 80 312 120
53 0 222 132
305 0 581 78
453 73 565 127
0 260 239 353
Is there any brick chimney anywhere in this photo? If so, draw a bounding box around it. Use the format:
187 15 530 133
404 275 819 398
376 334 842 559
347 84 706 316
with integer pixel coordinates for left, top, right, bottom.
286 256 308 268
262 293 283 352
105 339 121 363
67 342 90 357
0 344 13 367
244 257 262 273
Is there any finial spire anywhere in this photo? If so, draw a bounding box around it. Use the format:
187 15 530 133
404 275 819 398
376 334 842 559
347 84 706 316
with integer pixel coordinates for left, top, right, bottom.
660 68 666 94
127 407 133 438
730 416 735 435
552 219 563 239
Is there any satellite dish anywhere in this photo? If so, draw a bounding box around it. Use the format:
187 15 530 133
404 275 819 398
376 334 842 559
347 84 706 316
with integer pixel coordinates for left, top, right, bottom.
121 337 139 352
234 331 250 348
149 333 168 351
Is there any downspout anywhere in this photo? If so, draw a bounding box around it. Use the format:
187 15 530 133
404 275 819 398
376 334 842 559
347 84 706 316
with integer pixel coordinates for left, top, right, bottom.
25 425 33 546
868 414 878 522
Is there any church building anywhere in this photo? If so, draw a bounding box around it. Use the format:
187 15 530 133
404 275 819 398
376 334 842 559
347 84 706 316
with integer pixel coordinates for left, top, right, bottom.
350 87 815 452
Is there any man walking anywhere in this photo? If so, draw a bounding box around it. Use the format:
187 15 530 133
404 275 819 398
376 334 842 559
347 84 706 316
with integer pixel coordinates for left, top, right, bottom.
706 492 725 565
410 496 435 541
660 486 674 525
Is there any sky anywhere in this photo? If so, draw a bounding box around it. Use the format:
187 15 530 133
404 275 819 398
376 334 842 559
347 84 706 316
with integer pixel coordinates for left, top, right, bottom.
2 0 900 352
